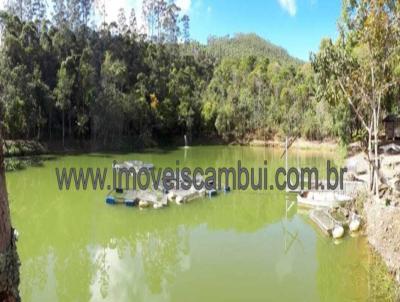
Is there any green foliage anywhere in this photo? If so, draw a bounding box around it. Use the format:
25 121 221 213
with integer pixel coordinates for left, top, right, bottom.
206 33 303 66
3 0 397 148
312 1 400 146
2 140 46 157
201 56 336 141
0 5 215 147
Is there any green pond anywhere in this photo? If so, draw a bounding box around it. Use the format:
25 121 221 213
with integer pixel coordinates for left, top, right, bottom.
6 146 395 301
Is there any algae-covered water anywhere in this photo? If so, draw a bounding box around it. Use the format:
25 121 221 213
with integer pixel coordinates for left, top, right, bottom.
6 146 396 301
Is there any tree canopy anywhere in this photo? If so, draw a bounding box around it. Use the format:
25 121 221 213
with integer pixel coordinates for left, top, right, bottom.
0 0 398 150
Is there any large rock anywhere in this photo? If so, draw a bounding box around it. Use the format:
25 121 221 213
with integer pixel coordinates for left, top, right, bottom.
346 153 369 175
381 154 400 181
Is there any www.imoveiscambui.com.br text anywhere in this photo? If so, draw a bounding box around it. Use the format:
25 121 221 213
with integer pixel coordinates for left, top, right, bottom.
55 160 348 192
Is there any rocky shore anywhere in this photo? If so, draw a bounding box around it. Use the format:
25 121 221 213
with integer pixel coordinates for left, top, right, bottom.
347 147 400 286
365 198 400 284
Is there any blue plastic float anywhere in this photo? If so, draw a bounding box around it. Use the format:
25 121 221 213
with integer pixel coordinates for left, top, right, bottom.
106 196 116 205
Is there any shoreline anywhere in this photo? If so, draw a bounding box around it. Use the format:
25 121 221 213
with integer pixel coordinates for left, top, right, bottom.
247 138 340 151
348 149 400 288
3 138 342 158
364 197 400 285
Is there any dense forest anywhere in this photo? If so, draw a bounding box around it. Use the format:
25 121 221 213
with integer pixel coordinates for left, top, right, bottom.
0 0 398 150
205 33 302 65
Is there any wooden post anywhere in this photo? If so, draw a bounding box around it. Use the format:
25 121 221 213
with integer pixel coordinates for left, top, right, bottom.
285 136 288 192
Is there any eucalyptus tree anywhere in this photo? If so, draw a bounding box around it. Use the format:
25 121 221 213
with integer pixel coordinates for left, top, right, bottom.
68 0 79 28
22 0 46 21
5 0 25 20
142 0 157 40
32 0 46 21
129 8 137 36
143 0 174 42
95 52 127 144
163 2 180 43
0 0 337 148
154 0 166 42
181 14 189 44
95 0 106 30
24 0 34 20
55 56 76 147
312 0 400 195
79 0 93 28
52 0 67 27
117 8 128 35
76 47 96 140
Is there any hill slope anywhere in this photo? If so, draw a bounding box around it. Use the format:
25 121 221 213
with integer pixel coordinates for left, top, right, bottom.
206 33 302 65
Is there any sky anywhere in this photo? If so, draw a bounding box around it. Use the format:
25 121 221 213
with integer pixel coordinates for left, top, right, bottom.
189 0 341 61
0 0 342 61
98 0 342 61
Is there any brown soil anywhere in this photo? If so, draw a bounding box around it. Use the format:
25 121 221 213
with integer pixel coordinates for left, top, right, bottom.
364 198 400 284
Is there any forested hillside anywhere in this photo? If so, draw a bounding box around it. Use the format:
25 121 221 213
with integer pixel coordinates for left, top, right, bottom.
206 33 302 65
1 0 394 150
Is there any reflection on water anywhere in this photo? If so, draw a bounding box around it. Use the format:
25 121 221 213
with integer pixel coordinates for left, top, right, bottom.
6 146 396 301
88 226 192 302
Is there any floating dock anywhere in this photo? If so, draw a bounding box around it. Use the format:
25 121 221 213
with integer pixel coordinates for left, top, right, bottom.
106 185 230 208
309 208 348 236
309 209 335 235
113 160 154 172
297 191 352 208
173 188 205 203
106 163 231 209
167 185 230 205
106 189 167 209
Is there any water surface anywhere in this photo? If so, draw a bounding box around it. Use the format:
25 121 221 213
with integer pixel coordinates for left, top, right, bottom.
7 146 389 301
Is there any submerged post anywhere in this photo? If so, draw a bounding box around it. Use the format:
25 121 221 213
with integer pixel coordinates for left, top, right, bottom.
285 136 288 192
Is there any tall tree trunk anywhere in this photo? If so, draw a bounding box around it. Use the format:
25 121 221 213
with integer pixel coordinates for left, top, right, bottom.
62 110 65 149
49 110 52 140
373 107 380 198
368 127 373 191
68 111 72 140
0 129 20 302
37 107 41 141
